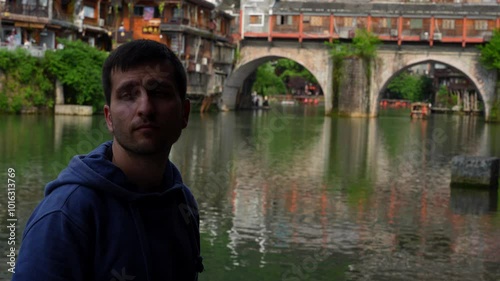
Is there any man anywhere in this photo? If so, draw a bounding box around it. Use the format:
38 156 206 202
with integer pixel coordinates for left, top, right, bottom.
13 40 203 281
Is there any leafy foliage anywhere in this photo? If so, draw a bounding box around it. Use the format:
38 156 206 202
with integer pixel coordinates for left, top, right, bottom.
275 59 317 85
352 29 381 60
252 62 287 96
478 29 500 70
0 48 53 113
435 85 455 108
325 29 381 61
44 39 108 110
386 71 433 102
478 30 500 121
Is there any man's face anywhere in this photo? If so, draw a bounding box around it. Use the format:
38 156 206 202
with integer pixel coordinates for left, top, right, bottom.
104 61 190 155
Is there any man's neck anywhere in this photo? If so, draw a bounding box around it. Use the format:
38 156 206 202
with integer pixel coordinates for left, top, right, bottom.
111 141 170 192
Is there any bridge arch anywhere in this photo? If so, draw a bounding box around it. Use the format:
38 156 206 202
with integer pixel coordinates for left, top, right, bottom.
220 43 333 112
373 49 496 119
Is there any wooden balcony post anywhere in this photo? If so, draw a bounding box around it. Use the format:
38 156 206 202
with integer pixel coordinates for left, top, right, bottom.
299 13 303 43
462 17 467 48
398 16 403 46
367 15 372 32
329 14 334 43
430 16 434 47
268 15 273 42
240 9 244 39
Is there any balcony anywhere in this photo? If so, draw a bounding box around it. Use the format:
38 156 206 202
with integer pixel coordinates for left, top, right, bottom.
0 43 50 57
4 3 49 18
161 17 219 40
186 60 210 73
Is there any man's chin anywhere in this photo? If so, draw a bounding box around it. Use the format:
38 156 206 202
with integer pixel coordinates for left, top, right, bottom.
119 140 169 156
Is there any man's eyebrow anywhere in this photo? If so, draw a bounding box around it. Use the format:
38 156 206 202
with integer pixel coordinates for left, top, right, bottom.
115 81 139 93
143 78 176 90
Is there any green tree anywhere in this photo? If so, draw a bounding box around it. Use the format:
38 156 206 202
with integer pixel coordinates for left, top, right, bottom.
352 28 381 61
386 72 433 102
275 59 317 85
478 29 500 70
478 29 500 121
0 48 53 113
252 62 287 96
44 39 108 110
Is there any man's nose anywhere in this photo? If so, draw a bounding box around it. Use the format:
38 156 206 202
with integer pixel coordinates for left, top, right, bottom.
136 88 155 116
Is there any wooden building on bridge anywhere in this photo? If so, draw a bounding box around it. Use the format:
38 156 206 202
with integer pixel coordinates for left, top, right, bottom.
240 0 500 47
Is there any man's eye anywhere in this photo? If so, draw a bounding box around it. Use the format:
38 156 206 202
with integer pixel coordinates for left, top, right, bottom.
152 88 174 97
120 92 134 100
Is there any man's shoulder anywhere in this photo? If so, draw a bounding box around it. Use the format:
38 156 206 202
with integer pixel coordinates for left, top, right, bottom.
41 184 103 212
28 184 105 230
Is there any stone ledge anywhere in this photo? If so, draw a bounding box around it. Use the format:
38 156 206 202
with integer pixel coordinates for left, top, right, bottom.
54 105 93 116
451 155 499 188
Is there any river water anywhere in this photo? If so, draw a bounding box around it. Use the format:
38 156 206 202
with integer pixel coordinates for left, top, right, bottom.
1 105 500 280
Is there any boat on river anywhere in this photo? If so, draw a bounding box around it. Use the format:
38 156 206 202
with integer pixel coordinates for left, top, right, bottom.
410 102 431 119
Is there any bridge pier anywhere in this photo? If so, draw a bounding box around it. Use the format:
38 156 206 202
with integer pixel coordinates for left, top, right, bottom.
219 85 239 111
338 58 375 117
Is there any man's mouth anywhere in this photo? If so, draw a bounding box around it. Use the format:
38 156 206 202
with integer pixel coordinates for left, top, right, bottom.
135 124 159 130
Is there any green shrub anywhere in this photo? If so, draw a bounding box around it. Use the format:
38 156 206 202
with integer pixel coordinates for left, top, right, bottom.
44 39 108 110
0 49 53 113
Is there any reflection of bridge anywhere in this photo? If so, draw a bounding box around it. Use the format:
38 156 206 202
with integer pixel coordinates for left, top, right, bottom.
220 1 499 121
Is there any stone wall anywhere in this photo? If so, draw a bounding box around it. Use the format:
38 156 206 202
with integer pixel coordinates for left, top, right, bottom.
55 105 93 116
338 58 371 117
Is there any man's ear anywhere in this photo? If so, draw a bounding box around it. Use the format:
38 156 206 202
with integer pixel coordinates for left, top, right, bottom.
104 104 113 133
182 99 190 129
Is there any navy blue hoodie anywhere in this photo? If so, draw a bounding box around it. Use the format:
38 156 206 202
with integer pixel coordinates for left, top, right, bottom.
12 141 203 281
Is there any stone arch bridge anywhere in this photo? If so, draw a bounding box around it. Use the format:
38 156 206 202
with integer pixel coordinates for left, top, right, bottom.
220 41 497 120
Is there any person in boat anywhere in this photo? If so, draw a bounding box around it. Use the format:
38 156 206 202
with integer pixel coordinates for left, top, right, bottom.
13 40 203 281
263 96 269 107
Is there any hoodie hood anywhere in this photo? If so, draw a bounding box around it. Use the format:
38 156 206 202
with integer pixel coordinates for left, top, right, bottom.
45 141 185 202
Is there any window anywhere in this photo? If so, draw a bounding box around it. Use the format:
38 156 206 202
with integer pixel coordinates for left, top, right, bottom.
173 8 183 18
277 15 293 26
343 17 353 27
474 20 488 31
381 18 393 28
134 6 144 16
134 5 160 18
83 5 95 18
410 19 423 29
310 16 323 27
442 19 455 30
188 73 204 85
249 14 263 26
303 16 310 23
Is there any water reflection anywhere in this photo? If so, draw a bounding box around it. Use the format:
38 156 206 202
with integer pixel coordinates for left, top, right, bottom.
450 187 498 215
53 115 93 149
1 108 500 281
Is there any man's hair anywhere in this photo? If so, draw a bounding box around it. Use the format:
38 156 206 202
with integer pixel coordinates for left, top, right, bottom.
102 39 187 105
